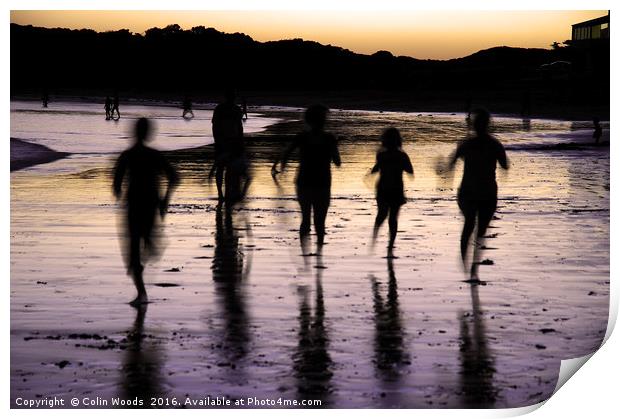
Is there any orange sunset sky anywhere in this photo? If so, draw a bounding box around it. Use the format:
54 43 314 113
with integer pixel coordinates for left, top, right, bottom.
10 10 607 59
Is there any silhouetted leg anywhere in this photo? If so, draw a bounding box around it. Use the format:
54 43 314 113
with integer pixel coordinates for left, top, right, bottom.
313 189 330 252
387 204 401 250
127 210 148 306
458 196 477 274
471 200 497 279
373 203 389 247
297 187 312 255
216 163 225 203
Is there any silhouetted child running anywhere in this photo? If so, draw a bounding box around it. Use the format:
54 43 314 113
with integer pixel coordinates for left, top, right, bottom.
370 128 413 254
445 109 508 283
113 118 179 306
593 117 603 144
274 105 341 255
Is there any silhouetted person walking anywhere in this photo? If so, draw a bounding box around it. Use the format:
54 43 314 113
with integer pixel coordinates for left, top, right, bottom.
104 96 112 120
113 118 179 306
111 93 121 120
593 117 603 144
211 88 244 203
42 90 49 108
370 128 413 254
445 109 508 282
273 105 341 255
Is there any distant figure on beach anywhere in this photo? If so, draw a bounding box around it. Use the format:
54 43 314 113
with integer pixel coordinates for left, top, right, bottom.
182 95 194 119
242 97 248 121
41 90 49 108
104 96 112 120
111 93 121 120
370 128 413 254
520 89 532 118
272 105 341 255
443 109 508 282
113 118 179 306
465 95 472 121
211 88 245 204
593 117 603 144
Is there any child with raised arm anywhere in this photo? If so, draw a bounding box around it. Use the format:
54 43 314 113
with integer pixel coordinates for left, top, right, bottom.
371 128 413 254
113 118 179 306
445 109 508 282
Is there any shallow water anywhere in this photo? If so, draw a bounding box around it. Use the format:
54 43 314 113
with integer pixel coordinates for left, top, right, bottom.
10 101 609 408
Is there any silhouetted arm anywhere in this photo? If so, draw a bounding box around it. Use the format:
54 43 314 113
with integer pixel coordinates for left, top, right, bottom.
112 153 127 199
279 137 300 173
403 153 414 175
160 157 180 218
497 142 509 170
448 141 465 170
371 152 381 174
331 136 342 167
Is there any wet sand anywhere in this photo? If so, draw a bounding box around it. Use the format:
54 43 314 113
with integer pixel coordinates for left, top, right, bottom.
10 106 609 408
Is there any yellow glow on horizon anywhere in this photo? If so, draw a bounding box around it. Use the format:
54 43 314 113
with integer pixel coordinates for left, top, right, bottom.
10 10 607 59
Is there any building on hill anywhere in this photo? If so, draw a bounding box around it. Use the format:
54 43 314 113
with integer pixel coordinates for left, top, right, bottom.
572 13 609 42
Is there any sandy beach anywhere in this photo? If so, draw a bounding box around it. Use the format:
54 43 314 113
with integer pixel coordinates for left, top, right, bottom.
10 100 609 408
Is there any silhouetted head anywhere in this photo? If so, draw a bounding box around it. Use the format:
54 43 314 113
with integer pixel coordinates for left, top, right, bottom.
305 104 329 131
135 118 152 144
593 116 600 125
472 108 490 136
381 127 402 150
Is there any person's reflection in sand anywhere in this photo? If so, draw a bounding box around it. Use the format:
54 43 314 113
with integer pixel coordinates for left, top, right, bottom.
211 205 252 378
120 305 164 406
293 254 333 407
369 258 410 406
458 284 498 407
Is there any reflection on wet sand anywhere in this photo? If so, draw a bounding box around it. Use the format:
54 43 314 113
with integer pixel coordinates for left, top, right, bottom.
211 206 252 375
370 258 411 407
293 254 333 407
120 305 164 406
458 285 498 407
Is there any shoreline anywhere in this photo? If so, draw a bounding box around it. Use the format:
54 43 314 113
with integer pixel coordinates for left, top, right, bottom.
10 93 610 122
10 138 70 172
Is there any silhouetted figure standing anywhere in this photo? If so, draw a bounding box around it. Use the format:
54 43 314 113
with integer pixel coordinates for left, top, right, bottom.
211 88 244 203
273 105 341 255
113 118 179 306
465 94 472 121
104 96 112 120
371 128 413 254
446 109 508 282
41 90 49 108
593 117 603 144
111 93 121 120
520 89 531 118
241 97 248 121
182 95 194 119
